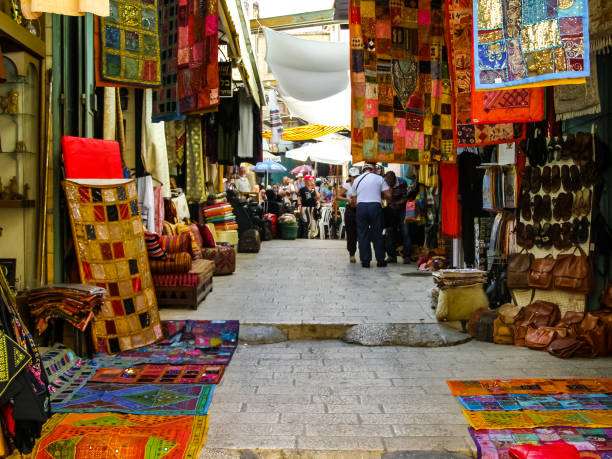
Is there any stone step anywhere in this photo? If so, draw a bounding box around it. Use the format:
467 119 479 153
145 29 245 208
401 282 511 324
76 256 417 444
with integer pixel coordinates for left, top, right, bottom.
200 448 474 459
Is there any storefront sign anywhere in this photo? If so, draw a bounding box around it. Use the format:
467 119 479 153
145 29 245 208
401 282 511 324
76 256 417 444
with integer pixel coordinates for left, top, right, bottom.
219 61 232 98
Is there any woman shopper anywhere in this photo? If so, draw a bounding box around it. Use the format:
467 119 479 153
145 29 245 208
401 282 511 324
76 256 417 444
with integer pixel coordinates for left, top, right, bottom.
337 167 360 263
297 175 320 238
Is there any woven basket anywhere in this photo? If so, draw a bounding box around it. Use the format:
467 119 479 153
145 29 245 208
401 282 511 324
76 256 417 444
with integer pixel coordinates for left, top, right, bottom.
511 288 586 317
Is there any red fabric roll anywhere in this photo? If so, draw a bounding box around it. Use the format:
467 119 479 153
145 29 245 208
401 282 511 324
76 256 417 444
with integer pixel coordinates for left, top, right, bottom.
440 163 461 238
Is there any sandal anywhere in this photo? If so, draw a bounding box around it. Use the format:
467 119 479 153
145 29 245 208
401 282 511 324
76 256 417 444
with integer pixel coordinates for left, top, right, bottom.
577 216 590 244
563 192 574 221
559 222 573 250
520 191 532 221
520 165 532 193
561 165 571 192
580 189 592 217
542 194 552 221
562 133 575 161
550 223 562 250
550 165 561 193
541 166 552 193
570 218 581 245
569 165 581 192
532 194 543 224
541 223 552 249
572 189 583 218
525 224 536 249
534 223 544 248
531 167 541 193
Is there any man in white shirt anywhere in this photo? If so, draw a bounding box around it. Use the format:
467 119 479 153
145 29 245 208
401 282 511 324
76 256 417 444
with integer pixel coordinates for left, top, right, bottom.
351 163 391 268
235 166 251 193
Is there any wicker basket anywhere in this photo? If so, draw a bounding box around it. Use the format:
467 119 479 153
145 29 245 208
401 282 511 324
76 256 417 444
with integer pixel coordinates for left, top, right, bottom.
511 288 586 317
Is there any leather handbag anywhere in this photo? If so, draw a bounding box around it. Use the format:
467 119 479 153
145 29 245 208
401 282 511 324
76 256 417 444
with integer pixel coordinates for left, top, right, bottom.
493 303 522 345
576 313 609 358
528 255 556 289
513 300 560 346
556 311 584 337
507 251 534 290
600 281 612 308
553 246 593 294
547 337 584 359
525 326 558 350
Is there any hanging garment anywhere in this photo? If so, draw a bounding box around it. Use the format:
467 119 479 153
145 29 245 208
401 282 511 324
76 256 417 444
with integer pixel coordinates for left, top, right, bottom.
136 176 156 233
202 113 218 163
164 122 178 176
141 89 171 198
185 117 206 203
153 186 165 235
217 95 239 165
252 103 263 163
21 0 109 18
349 0 454 164
458 150 484 266
554 55 601 121
440 163 461 238
102 87 116 141
268 90 283 146
589 0 612 54
175 119 186 174
237 89 254 159
177 0 219 113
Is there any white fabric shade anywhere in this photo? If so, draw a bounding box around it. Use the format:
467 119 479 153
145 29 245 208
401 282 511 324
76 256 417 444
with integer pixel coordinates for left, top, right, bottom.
282 88 351 126
285 138 351 165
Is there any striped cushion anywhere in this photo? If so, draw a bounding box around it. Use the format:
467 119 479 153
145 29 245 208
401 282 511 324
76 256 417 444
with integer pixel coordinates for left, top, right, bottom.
148 252 192 274
144 231 167 259
160 233 192 254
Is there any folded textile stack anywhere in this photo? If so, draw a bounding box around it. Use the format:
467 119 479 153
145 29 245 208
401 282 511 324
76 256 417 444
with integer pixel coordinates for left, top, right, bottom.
432 269 487 289
202 202 238 231
26 284 107 334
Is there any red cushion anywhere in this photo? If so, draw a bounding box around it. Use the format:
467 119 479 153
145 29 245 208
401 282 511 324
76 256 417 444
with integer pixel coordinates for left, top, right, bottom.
62 136 123 179
197 223 216 248
144 231 167 259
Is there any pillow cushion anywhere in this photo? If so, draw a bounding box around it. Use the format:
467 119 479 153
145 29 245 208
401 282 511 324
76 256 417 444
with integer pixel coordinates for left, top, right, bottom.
144 231 167 259
175 223 203 260
197 223 216 248
161 233 192 255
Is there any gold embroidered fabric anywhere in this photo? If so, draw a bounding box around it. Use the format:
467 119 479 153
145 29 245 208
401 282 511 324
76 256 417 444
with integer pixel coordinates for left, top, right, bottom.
22 0 109 19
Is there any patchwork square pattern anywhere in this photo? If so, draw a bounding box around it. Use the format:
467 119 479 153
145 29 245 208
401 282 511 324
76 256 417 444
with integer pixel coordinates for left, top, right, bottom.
473 0 590 89
63 180 162 354
350 0 454 164
99 0 161 87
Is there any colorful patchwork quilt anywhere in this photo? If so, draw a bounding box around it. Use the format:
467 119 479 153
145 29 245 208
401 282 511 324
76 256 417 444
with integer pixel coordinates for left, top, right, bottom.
458 392 612 411
473 0 591 89
90 364 225 385
63 179 163 354
42 344 98 405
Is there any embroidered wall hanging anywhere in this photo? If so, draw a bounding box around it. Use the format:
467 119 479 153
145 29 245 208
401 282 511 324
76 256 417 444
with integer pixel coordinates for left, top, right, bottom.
63 179 163 354
349 0 454 164
42 344 98 405
473 0 591 89
446 0 539 147
98 0 162 87
31 413 209 458
0 329 31 398
177 0 220 114
153 0 184 122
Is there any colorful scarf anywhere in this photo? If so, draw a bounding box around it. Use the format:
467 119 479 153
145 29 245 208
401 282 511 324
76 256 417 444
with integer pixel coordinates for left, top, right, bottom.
472 0 591 89
185 117 206 203
349 0 454 164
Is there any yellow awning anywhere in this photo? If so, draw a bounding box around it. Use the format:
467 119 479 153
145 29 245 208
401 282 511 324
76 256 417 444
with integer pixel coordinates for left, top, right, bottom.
262 125 344 141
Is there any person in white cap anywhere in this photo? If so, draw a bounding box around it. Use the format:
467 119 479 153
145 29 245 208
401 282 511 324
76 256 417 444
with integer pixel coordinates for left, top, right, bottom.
295 173 305 191
337 167 361 263
351 163 391 268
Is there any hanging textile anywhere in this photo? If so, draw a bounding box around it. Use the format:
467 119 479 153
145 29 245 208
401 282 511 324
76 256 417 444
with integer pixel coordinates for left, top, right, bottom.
446 0 535 147
141 89 171 198
177 0 219 114
472 0 590 90
237 89 254 159
136 176 155 233
554 54 601 120
589 0 612 54
21 0 109 19
217 95 239 165
253 103 263 163
175 119 186 174
440 163 461 238
153 0 184 122
103 88 116 141
96 0 162 88
268 90 283 146
153 186 165 235
202 113 218 163
185 117 206 203
349 0 454 164
262 125 345 141
164 122 178 176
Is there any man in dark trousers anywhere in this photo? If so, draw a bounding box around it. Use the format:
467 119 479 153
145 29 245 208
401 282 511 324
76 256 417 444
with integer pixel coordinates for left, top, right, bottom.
351 163 391 268
337 167 361 263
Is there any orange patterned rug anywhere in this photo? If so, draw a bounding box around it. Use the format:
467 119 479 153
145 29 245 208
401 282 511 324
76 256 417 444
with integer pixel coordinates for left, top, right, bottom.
447 379 612 397
462 409 612 430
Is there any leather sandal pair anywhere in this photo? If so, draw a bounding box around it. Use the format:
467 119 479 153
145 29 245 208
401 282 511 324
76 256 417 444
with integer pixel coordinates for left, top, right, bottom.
572 189 592 217
541 165 561 193
530 167 541 193
570 217 590 244
519 191 532 221
569 165 582 192
532 194 552 223
553 222 573 250
552 192 573 221
571 132 593 166
515 222 534 249
547 137 563 162
534 223 553 249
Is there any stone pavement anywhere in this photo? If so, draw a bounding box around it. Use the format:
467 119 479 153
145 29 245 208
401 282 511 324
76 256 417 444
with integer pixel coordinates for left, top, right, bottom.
160 239 436 326
201 340 612 458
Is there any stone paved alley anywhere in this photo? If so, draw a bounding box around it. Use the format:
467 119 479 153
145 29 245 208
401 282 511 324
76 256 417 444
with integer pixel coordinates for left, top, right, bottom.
163 240 612 458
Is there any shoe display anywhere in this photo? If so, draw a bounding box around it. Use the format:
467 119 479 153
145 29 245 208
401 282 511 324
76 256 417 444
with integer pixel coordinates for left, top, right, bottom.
550 165 561 193
559 222 573 250
532 194 543 224
542 194 552 221
562 133 574 160
572 189 583 218
569 165 581 192
534 223 544 248
550 223 562 250
541 166 552 193
531 167 542 193
561 165 571 192
541 223 552 249
520 191 532 221
577 216 590 244
581 189 592 217
520 166 532 193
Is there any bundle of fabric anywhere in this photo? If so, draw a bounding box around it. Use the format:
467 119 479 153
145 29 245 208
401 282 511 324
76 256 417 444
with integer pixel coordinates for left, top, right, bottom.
202 203 238 231
152 259 215 287
26 284 107 334
432 269 487 289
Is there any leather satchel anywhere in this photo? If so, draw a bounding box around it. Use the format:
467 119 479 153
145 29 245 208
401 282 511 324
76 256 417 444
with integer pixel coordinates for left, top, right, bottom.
528 255 556 290
513 300 560 347
525 326 558 350
493 303 522 345
553 247 593 294
548 337 584 359
556 311 584 337
600 281 612 308
507 251 534 290
576 313 609 358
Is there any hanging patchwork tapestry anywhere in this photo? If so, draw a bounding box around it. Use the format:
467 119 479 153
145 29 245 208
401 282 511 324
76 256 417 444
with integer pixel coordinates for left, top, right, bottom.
470 426 612 459
42 344 98 405
153 0 184 122
447 378 612 396
458 392 612 411
90 364 225 384
0 329 31 398
63 179 163 354
446 0 537 147
473 0 591 90
97 0 162 88
462 409 612 429
588 0 612 54
31 413 209 458
349 0 454 164
177 0 219 114
52 383 214 415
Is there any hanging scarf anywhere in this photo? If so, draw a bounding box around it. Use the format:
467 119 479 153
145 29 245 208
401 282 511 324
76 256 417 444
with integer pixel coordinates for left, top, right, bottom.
554 55 602 120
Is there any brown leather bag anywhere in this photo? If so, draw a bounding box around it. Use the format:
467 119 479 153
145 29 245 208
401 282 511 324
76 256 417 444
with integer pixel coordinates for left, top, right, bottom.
513 300 560 346
493 303 522 345
547 337 584 359
576 313 609 357
525 326 558 349
556 311 585 337
553 247 593 294
591 309 612 353
507 251 534 290
600 281 612 308
528 255 556 290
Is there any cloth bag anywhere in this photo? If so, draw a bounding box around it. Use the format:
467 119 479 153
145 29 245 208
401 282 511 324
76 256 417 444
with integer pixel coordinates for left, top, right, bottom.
528 255 556 289
553 247 593 294
507 251 534 289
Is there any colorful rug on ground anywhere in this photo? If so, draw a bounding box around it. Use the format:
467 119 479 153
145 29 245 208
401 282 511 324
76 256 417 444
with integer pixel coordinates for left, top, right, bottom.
31 413 208 459
472 0 590 89
90 364 225 385
447 379 612 397
469 427 612 459
42 344 98 405
462 409 612 430
52 383 214 416
458 393 612 411
63 179 163 354
349 0 454 164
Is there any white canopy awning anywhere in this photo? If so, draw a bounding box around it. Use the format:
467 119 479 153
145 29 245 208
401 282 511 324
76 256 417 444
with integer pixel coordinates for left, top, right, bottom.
285 138 351 165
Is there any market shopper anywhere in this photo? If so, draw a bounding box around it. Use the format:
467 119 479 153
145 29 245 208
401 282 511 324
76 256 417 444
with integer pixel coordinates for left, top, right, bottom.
352 163 391 268
383 171 410 264
297 175 320 238
294 173 305 191
337 167 360 263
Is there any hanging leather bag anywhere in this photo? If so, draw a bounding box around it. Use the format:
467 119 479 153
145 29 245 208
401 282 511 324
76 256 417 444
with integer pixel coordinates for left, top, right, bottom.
528 255 556 290
553 246 593 294
507 250 534 290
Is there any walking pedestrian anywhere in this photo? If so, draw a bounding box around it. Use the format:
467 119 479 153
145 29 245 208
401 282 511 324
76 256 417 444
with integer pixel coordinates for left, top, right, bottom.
351 163 391 268
337 167 360 263
297 175 320 238
383 171 410 264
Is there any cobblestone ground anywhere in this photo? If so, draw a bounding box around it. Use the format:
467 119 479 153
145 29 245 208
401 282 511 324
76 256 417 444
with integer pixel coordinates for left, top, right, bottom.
158 239 612 457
